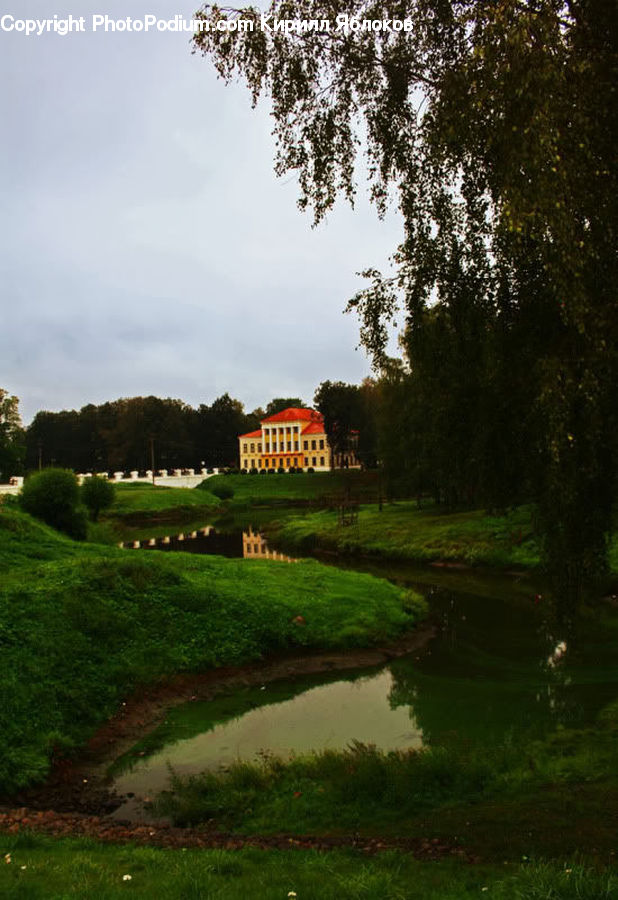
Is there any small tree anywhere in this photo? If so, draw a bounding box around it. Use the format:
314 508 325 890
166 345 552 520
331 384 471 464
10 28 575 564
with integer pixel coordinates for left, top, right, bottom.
19 468 87 539
81 476 115 522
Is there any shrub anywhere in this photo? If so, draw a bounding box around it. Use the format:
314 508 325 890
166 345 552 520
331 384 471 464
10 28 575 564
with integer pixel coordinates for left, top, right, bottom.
259 469 267 475
81 475 115 522
307 467 315 473
277 468 286 475
211 484 234 500
267 468 276 475
240 468 248 475
19 469 87 539
288 467 296 474
249 468 259 475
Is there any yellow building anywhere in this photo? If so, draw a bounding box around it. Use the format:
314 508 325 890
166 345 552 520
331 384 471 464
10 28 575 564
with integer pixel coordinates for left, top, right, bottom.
238 407 334 471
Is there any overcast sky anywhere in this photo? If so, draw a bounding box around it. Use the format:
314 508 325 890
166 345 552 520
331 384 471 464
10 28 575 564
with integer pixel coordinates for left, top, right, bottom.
1 1 402 424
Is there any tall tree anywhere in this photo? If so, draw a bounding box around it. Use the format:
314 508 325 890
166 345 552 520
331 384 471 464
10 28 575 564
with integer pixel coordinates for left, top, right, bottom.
264 398 306 417
194 0 617 606
313 381 364 464
0 390 25 480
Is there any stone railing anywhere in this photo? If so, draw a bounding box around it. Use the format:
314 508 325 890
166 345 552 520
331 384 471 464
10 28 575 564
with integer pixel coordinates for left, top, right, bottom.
0 469 220 494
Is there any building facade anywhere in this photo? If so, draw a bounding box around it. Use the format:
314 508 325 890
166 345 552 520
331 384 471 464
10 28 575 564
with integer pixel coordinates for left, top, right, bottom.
238 407 340 472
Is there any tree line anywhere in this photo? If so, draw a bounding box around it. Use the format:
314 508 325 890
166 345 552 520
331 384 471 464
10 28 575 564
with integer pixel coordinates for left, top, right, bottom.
0 394 350 476
17 394 310 475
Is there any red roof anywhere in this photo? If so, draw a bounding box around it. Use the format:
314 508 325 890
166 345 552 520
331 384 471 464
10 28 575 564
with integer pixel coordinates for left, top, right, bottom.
301 421 325 435
238 429 262 439
261 407 323 425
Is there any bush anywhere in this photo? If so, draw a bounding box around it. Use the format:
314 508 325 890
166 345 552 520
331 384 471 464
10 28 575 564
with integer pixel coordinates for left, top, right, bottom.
259 469 267 475
249 468 259 475
267 468 276 475
307 467 315 473
81 475 115 522
288 467 296 474
19 469 87 539
211 484 235 500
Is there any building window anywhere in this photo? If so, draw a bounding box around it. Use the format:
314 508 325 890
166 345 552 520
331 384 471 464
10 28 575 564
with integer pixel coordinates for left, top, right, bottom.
293 457 298 466
319 439 324 450
258 443 262 453
304 457 309 466
311 440 316 450
294 441 299 451
312 457 317 466
250 443 255 453
286 457 291 467
303 440 308 450
287 441 292 451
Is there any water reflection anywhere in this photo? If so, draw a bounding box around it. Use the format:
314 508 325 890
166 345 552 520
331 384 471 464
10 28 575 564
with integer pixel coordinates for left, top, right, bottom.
122 527 295 561
110 670 423 800
242 527 297 562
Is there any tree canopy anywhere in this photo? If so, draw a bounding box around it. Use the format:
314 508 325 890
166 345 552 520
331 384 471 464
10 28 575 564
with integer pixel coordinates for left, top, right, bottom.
264 397 306 417
0 389 24 480
193 0 617 605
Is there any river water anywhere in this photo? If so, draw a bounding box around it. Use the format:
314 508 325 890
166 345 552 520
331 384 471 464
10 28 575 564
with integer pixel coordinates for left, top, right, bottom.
109 519 618 817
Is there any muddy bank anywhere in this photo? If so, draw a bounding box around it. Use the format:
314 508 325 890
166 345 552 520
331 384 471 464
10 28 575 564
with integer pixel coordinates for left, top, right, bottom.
0 807 474 859
5 623 436 819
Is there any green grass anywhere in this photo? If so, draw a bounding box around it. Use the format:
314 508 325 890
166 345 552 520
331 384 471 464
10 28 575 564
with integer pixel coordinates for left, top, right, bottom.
273 502 542 569
200 471 379 507
0 504 424 794
150 701 618 861
0 833 615 900
107 483 219 520
0 502 112 572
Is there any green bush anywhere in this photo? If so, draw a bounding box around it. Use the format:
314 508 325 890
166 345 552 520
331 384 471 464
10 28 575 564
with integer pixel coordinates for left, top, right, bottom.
81 476 115 522
211 484 234 500
19 469 87 539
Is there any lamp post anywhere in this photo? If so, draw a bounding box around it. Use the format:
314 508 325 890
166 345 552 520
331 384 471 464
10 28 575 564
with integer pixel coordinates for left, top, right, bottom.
149 436 156 484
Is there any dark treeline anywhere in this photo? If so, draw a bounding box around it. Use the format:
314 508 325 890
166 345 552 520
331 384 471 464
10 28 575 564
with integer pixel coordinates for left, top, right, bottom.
25 394 262 474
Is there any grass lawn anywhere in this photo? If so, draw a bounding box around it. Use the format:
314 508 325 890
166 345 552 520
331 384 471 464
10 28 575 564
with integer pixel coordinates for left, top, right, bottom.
152 707 618 856
0 833 615 899
273 502 543 569
106 483 220 519
200 471 379 507
0 504 424 794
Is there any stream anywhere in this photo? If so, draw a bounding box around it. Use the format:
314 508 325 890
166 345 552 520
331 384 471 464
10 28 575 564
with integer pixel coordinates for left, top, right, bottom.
108 516 618 820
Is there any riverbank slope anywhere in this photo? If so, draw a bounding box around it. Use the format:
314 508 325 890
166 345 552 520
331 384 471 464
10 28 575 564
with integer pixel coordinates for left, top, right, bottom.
0 504 424 796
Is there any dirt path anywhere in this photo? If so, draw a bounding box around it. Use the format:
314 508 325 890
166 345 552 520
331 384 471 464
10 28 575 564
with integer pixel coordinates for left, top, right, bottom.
0 806 474 860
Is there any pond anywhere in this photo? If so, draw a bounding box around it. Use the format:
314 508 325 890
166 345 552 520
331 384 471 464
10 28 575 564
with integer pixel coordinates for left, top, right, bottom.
110 520 618 820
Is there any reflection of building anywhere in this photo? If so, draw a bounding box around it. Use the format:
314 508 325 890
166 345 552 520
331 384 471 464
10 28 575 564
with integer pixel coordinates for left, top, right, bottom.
238 407 359 472
242 528 296 562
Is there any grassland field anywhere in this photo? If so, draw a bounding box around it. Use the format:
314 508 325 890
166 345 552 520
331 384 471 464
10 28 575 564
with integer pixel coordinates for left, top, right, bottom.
2 478 618 898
